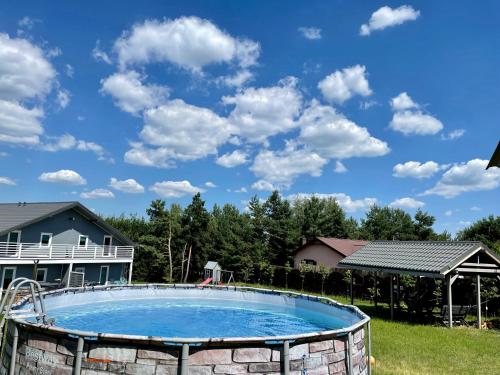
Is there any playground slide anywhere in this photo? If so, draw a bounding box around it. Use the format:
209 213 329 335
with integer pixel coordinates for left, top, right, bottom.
197 277 212 287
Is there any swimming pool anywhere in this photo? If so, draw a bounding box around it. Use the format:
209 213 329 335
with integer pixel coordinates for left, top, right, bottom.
4 285 371 374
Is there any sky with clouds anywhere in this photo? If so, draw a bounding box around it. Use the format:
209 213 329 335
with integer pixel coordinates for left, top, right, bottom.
0 1 499 234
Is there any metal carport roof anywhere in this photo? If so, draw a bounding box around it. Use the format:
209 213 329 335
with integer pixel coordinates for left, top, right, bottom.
338 241 500 278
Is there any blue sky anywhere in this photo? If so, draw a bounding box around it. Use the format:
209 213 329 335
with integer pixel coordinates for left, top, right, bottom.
0 1 499 234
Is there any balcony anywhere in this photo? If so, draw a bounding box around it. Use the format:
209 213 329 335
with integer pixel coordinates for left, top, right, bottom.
0 242 134 262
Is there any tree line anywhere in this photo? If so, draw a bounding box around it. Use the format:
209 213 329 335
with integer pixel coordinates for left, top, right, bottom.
104 191 500 283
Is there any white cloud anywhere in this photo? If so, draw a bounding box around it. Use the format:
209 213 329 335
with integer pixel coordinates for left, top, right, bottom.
0 33 56 101
204 181 216 188
393 161 444 179
217 69 253 88
359 100 378 110
40 134 112 162
56 89 70 109
389 92 443 136
390 92 418 111
334 161 347 173
298 27 322 40
100 70 168 115
18 17 37 29
470 206 481 211
0 100 43 145
298 100 390 159
65 64 74 78
389 197 425 209
0 151 8 157
288 193 377 212
251 180 276 191
109 177 144 193
149 180 204 198
360 5 420 36
445 210 453 216
422 159 500 198
80 188 115 199
223 77 302 143
390 110 443 135
458 220 472 227
216 150 249 168
114 17 260 72
92 40 112 64
235 187 247 193
125 99 231 167
250 143 327 190
38 169 86 185
0 176 16 186
318 65 372 104
41 134 77 151
441 129 465 141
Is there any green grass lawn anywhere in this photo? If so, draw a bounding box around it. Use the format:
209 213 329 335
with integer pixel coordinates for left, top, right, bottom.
240 284 500 375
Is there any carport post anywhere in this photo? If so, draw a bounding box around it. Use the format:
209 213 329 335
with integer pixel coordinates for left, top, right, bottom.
476 274 481 329
447 274 452 328
447 274 458 328
389 275 394 320
350 271 354 305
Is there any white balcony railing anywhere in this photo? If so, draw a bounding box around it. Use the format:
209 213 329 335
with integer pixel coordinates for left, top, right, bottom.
0 242 134 261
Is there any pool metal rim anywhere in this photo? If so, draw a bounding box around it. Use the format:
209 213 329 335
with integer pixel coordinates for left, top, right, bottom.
12 284 370 346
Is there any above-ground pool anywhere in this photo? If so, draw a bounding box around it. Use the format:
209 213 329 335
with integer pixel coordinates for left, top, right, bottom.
2 285 371 375
43 288 362 338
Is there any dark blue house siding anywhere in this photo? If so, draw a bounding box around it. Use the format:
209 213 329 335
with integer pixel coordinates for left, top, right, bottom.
0 208 125 246
0 263 126 285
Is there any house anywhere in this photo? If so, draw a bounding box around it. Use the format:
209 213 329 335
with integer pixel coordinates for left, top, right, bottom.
0 201 135 292
293 237 368 269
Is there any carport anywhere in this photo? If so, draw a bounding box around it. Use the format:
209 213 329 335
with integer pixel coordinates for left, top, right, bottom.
338 241 500 328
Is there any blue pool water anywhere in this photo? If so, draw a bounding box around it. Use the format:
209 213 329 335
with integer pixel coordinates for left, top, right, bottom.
46 297 354 338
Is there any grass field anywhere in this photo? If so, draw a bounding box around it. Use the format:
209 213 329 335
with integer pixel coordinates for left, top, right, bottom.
242 285 500 375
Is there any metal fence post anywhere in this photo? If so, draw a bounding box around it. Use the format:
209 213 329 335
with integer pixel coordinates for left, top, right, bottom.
180 344 189 375
73 336 84 374
367 321 372 375
9 323 19 375
347 332 353 375
283 340 290 375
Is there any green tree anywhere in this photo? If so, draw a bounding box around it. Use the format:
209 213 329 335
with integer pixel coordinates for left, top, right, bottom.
457 215 500 254
413 210 436 240
361 206 416 240
264 191 295 265
181 193 210 282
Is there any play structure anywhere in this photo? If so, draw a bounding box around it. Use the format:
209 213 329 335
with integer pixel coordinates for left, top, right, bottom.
201 261 234 285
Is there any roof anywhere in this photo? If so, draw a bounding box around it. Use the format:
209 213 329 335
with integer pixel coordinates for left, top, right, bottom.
487 140 500 169
338 241 499 276
295 237 369 257
0 201 134 246
204 261 220 269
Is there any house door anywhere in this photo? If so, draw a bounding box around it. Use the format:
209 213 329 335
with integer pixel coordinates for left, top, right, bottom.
2 267 16 290
99 266 109 285
103 236 112 256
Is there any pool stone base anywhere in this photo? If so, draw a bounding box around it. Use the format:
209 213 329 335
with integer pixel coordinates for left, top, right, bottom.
0 321 367 374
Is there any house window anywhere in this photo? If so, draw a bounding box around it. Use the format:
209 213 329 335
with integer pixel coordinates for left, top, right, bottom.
2 267 16 290
78 235 88 247
7 231 21 243
103 235 112 256
302 259 317 266
36 268 47 282
40 233 52 247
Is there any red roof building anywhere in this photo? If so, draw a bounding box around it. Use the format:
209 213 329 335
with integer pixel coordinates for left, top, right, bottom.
293 237 368 269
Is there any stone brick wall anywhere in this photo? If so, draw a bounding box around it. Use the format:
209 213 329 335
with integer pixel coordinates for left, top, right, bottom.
0 322 367 375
